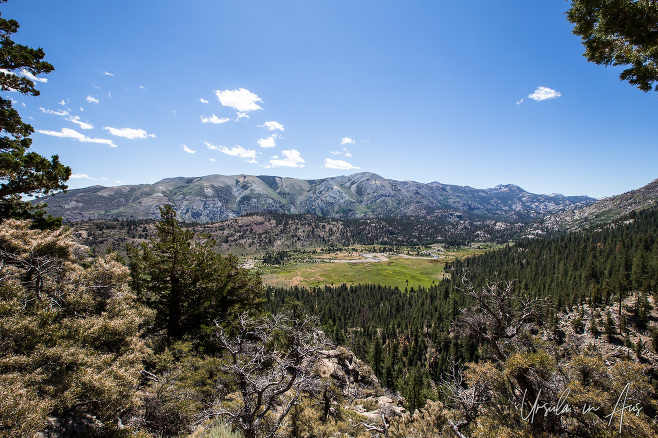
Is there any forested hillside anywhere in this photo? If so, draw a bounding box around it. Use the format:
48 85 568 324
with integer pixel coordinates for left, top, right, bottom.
69 211 523 257
267 206 658 436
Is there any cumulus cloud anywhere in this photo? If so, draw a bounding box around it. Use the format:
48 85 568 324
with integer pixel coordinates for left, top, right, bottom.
70 173 94 179
39 107 69 116
104 127 150 139
260 121 284 131
103 71 113 76
58 100 67 106
528 86 561 101
235 112 249 121
257 134 278 148
201 114 230 124
268 149 304 168
214 88 263 112
67 115 94 130
199 98 209 104
324 158 359 170
205 141 257 163
182 145 196 154
37 128 117 147
21 69 47 83
86 95 99 104
341 137 355 145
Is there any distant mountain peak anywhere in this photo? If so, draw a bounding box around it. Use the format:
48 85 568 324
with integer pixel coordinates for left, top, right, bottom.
37 172 597 223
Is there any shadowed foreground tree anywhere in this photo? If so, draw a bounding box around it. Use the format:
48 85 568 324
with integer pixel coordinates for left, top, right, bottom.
0 219 151 437
567 0 658 92
128 205 264 349
0 0 70 226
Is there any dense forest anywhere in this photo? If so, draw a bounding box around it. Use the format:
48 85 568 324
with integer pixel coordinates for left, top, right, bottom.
266 207 658 436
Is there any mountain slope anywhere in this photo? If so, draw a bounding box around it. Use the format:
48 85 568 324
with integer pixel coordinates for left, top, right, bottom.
36 172 596 223
525 178 658 235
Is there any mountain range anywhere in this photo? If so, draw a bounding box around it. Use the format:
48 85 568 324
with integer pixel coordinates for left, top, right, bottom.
36 172 596 223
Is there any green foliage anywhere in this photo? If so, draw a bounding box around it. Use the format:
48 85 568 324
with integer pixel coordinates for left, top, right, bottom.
567 0 658 92
128 205 264 349
140 341 224 436
0 1 71 223
0 219 152 437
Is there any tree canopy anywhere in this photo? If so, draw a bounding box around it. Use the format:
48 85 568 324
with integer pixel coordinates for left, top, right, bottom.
0 219 152 437
128 205 265 349
0 0 70 226
567 0 658 92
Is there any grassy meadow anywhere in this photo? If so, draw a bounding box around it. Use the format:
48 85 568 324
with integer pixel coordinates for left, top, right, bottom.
258 245 497 290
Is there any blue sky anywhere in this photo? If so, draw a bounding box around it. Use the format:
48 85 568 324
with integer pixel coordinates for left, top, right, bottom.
4 1 657 199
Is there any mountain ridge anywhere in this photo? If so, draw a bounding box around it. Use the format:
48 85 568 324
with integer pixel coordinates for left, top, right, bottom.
36 172 597 223
524 177 658 235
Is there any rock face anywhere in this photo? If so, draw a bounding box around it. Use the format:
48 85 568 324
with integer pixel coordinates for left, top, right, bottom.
315 346 381 398
313 346 405 420
37 173 595 223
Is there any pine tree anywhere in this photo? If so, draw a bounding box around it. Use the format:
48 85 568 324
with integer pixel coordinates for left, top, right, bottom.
0 1 70 226
128 205 264 349
0 219 151 436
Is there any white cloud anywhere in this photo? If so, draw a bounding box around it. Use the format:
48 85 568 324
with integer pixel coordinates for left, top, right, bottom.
257 134 278 148
104 127 150 139
205 142 257 163
148 133 156 138
209 158 216 162
21 69 47 83
201 114 230 124
324 158 359 170
58 99 67 106
199 98 209 104
103 71 113 76
139 85 145 89
86 95 99 104
182 145 196 154
516 98 525 105
70 173 94 179
214 88 263 112
235 112 249 121
331 147 352 157
39 107 69 116
268 149 305 168
67 115 94 130
528 86 561 101
37 128 117 147
341 137 355 145
260 121 284 131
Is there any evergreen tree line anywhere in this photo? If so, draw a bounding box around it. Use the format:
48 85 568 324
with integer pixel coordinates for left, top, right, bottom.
267 207 658 411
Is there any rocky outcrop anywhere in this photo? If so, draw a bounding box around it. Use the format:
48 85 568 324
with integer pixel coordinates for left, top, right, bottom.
313 346 405 420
